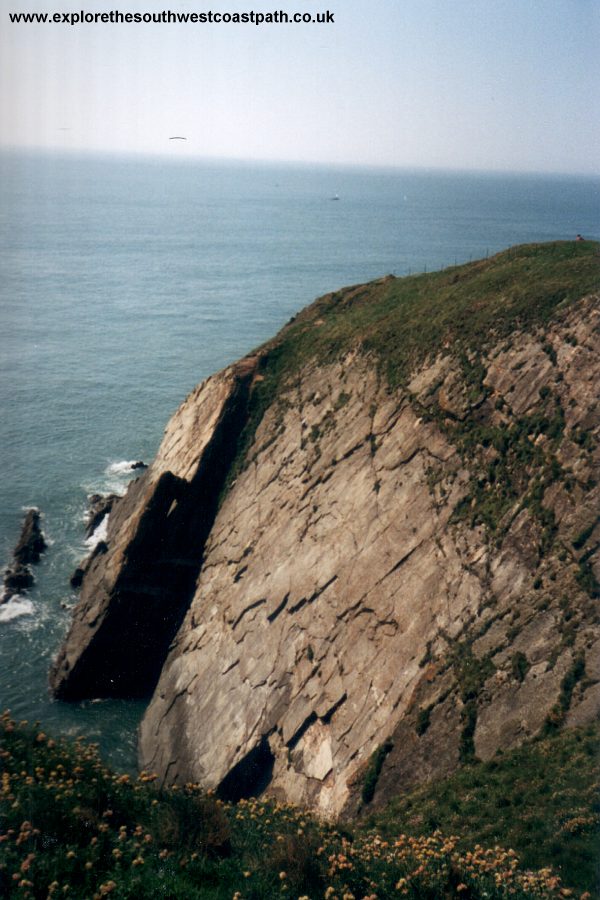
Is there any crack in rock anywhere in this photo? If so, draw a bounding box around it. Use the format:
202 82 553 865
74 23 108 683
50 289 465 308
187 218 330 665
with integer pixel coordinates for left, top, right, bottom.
288 574 338 615
231 598 267 630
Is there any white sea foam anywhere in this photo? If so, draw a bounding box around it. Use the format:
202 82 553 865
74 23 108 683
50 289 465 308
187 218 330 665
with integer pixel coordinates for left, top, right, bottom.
85 514 109 549
0 596 35 623
81 460 144 499
106 460 142 476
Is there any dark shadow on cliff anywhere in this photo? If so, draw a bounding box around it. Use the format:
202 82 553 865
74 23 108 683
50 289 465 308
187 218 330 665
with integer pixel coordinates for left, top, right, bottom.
51 370 255 701
216 736 275 803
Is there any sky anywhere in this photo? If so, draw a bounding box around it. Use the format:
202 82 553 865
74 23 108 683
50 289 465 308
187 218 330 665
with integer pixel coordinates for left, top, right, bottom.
1 0 599 174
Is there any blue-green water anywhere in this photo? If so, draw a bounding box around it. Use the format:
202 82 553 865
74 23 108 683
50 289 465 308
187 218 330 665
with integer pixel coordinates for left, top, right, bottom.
1 149 598 769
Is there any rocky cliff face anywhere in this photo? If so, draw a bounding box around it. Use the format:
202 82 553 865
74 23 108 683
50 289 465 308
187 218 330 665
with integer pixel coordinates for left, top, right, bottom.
52 242 600 819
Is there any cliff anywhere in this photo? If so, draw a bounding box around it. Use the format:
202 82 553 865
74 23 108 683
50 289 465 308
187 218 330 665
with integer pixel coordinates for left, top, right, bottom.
51 241 600 819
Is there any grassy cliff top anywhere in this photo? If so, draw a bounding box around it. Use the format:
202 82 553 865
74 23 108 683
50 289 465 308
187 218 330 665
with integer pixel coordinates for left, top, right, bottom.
259 240 599 391
230 241 598 478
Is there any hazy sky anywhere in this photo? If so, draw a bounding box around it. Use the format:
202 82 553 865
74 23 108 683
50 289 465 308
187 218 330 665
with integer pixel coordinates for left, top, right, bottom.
1 0 599 173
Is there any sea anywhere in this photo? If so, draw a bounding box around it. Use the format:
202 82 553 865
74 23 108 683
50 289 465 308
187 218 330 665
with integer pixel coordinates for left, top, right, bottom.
0 148 598 771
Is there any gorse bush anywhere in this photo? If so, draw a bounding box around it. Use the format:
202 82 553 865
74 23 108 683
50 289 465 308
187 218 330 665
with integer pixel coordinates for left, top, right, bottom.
1 713 596 898
368 723 599 898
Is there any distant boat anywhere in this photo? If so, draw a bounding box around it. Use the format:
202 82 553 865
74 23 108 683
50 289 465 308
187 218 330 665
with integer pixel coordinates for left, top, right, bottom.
330 194 339 201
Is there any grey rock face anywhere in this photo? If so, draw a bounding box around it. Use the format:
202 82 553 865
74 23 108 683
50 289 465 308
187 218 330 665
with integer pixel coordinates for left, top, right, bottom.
138 296 599 817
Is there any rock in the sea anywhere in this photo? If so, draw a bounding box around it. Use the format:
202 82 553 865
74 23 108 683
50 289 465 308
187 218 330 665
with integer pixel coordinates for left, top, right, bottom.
131 461 148 471
2 508 46 603
13 509 46 565
3 563 34 599
67 492 119 589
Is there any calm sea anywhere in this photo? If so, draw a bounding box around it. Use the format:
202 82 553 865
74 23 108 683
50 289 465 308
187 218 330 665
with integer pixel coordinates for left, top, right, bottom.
0 149 598 769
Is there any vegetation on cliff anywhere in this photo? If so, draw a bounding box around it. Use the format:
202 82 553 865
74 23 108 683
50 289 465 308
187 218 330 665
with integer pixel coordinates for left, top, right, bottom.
230 240 599 481
367 722 599 895
1 714 598 898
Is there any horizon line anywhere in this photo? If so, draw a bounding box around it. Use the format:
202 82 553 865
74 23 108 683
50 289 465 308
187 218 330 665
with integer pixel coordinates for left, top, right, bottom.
1 143 599 181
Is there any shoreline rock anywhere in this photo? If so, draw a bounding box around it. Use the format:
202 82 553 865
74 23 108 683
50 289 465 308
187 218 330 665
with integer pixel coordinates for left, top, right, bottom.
84 493 119 539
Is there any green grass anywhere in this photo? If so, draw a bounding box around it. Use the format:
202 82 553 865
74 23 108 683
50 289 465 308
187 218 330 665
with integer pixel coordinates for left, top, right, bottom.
272 241 599 390
1 714 594 898
225 240 599 487
361 740 394 804
366 722 600 897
